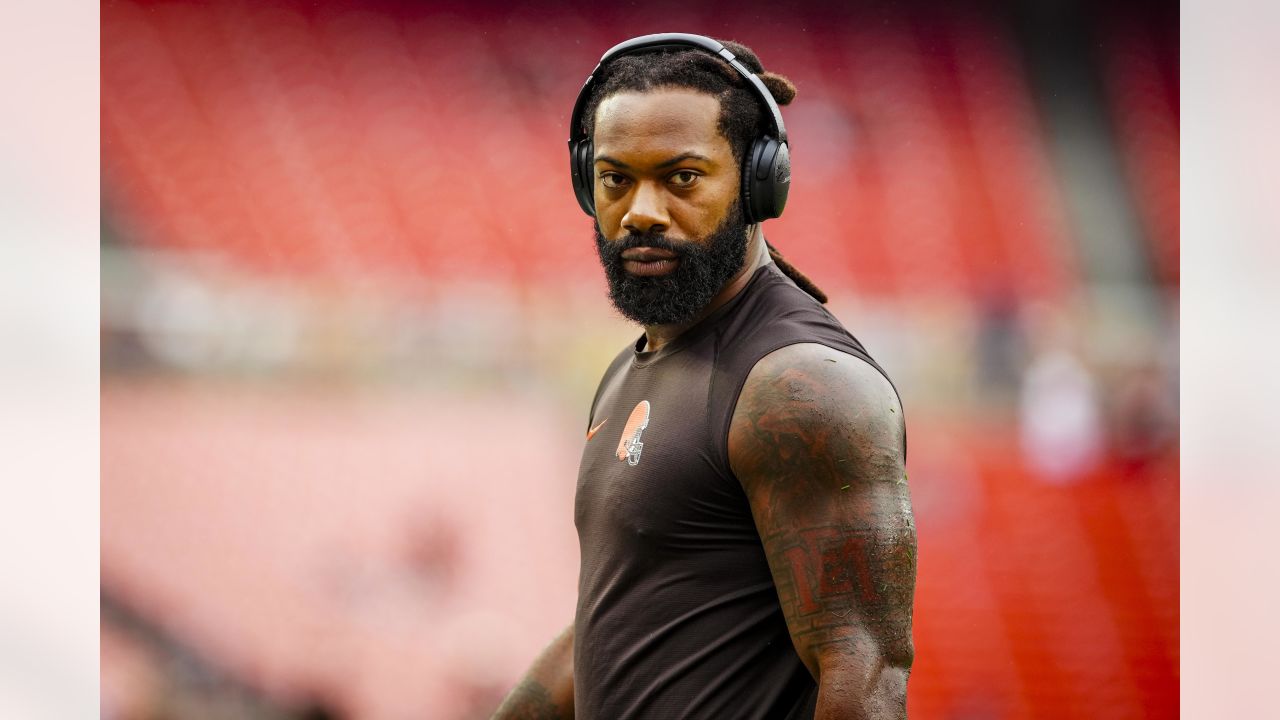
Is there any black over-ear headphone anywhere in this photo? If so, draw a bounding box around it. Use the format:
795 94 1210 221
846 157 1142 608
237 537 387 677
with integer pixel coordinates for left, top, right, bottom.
568 33 791 225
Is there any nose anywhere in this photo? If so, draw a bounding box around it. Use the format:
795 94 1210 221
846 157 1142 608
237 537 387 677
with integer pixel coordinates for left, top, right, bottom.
621 181 669 235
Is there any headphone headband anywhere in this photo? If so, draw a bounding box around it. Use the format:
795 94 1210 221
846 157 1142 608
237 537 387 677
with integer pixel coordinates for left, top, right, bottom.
568 32 787 148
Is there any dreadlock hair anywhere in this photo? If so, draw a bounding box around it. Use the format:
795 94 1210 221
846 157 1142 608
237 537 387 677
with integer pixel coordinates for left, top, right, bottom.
581 39 828 304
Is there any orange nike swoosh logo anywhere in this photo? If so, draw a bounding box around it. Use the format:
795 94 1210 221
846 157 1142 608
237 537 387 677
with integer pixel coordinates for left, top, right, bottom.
586 418 608 440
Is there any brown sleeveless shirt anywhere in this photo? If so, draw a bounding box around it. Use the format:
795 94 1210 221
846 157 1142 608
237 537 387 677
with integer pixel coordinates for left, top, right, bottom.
573 262 899 719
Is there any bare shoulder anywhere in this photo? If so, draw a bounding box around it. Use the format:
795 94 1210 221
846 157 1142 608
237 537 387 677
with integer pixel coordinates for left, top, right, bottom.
728 342 905 493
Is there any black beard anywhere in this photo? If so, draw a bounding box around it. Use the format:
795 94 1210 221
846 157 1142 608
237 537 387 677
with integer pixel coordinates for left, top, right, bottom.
594 201 749 326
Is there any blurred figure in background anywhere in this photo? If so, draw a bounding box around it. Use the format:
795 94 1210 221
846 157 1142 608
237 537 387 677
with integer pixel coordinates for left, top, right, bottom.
1019 345 1104 484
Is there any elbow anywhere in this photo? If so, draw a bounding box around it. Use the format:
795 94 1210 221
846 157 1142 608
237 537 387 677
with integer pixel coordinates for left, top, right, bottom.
815 633 913 681
815 642 913 719
881 638 914 716
887 635 914 675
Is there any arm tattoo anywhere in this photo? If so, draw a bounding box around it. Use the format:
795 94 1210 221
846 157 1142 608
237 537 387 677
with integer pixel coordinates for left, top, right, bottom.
730 346 916 677
765 524 915 659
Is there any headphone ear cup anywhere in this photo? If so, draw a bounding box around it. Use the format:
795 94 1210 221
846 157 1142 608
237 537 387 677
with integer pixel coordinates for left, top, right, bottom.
766 141 791 220
742 137 790 223
742 139 764 224
571 140 597 217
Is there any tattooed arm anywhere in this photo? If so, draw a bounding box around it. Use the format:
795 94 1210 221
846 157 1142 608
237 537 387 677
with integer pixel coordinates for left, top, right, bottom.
729 343 915 720
491 624 574 720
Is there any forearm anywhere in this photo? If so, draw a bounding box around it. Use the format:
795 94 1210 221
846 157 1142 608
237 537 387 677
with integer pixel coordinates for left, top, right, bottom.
492 624 574 720
814 661 910 720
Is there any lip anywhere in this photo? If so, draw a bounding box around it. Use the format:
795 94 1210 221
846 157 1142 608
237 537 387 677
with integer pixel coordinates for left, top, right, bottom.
620 245 681 277
621 246 680 262
622 257 680 277
622 257 680 274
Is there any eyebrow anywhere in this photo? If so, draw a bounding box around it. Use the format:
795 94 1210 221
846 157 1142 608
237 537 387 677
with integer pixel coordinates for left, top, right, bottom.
594 152 713 170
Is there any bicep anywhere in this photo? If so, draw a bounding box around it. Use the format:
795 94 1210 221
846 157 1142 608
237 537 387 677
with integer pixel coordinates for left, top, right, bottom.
729 344 915 680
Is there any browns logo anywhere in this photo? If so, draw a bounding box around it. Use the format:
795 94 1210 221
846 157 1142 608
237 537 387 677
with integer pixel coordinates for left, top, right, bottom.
615 400 651 466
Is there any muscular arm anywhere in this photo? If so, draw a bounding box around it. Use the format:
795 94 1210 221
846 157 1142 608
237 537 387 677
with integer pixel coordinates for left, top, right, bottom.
729 343 915 719
491 624 574 720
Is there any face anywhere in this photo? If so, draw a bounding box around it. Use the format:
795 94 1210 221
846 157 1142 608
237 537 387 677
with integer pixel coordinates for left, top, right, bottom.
591 88 750 326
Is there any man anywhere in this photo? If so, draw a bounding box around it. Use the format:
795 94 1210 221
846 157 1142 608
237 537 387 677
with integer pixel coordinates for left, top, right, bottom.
494 34 915 719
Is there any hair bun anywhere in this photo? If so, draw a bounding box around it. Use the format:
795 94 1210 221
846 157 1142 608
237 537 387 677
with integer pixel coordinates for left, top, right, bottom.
758 71 797 106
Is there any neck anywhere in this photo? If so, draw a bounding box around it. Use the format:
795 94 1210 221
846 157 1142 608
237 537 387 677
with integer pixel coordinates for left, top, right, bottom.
640 224 769 352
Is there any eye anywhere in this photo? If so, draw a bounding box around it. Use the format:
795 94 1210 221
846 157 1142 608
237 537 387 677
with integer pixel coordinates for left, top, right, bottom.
669 170 700 188
599 172 630 189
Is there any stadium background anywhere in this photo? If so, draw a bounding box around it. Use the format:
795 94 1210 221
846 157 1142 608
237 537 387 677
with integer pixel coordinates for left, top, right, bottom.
100 0 1178 717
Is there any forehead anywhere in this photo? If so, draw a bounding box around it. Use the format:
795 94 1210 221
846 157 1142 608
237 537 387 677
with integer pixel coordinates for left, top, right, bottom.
592 88 731 160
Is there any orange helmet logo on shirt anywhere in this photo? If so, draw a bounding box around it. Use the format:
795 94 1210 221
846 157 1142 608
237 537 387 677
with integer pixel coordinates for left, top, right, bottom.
616 400 651 466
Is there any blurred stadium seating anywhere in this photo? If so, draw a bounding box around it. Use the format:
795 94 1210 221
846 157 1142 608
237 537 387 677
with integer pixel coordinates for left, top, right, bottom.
102 1 1178 717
